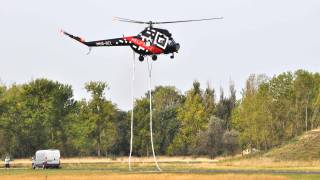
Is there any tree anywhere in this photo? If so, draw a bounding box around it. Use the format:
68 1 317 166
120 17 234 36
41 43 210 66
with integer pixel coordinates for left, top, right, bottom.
152 86 183 154
109 111 130 156
132 98 151 156
84 81 116 157
128 86 183 156
0 79 76 157
203 83 216 116
215 82 236 130
194 116 224 158
232 71 320 151
222 129 240 155
232 74 270 150
22 79 76 156
293 70 319 132
168 81 207 155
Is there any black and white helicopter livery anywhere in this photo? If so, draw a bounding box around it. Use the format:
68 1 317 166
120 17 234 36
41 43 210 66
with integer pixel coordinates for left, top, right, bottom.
61 17 223 61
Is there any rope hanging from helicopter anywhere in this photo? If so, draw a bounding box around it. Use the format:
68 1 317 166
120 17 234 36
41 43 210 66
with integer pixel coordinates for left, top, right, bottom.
128 54 161 171
129 52 135 171
146 56 162 171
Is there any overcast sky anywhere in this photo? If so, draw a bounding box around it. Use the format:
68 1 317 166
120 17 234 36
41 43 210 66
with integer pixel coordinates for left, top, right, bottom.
1 0 319 110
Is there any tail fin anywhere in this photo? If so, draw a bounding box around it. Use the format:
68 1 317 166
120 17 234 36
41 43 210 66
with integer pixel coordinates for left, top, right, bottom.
60 29 87 45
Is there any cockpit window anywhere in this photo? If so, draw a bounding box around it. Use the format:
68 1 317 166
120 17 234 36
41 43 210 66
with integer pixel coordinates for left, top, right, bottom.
169 39 175 45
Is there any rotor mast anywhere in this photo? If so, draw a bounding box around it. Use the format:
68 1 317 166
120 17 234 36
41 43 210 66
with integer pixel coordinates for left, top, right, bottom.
148 21 153 28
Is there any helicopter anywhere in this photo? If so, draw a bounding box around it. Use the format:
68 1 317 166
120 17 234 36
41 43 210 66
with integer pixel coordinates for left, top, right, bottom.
61 17 223 61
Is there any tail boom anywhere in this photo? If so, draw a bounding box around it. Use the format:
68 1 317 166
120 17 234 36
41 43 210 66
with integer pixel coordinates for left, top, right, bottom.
61 29 131 47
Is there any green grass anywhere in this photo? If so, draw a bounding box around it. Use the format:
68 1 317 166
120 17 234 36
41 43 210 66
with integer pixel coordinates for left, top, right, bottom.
286 174 320 180
6 161 320 172
1 168 320 180
2 162 320 174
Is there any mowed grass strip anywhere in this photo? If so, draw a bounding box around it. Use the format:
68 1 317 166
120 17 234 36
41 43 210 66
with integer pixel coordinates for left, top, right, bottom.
0 173 288 180
6 160 320 172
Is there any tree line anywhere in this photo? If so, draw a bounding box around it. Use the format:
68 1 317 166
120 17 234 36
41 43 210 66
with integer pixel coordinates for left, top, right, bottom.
233 70 320 150
0 69 319 158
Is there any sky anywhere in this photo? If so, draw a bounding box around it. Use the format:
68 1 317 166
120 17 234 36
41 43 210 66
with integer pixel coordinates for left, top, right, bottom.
0 0 319 110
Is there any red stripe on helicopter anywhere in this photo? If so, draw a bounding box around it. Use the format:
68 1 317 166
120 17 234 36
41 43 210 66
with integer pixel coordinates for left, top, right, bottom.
123 37 163 54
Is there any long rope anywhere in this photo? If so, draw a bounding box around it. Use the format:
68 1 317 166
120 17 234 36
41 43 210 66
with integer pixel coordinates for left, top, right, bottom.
146 57 161 171
129 52 135 171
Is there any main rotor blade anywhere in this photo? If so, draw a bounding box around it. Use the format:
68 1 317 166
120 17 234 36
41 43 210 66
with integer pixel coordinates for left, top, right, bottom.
113 17 148 24
113 17 223 25
152 17 224 24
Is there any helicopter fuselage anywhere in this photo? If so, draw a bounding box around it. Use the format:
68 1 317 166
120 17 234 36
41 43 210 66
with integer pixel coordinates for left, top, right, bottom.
61 27 180 60
127 27 180 56
62 17 222 61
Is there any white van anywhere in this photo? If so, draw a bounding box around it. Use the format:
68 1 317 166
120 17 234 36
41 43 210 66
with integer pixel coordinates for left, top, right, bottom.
32 149 60 169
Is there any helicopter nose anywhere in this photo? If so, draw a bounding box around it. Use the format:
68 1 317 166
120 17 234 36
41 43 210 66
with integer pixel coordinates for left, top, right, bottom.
175 43 180 52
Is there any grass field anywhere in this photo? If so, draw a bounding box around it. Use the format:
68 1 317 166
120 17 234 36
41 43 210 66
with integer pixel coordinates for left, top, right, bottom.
6 156 320 171
0 173 289 180
1 169 319 180
1 156 320 180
